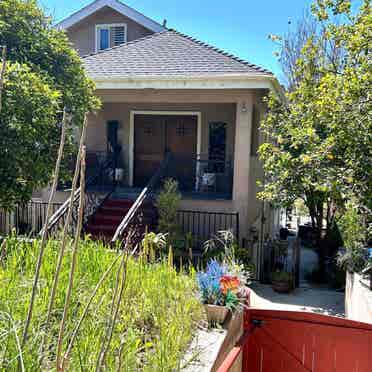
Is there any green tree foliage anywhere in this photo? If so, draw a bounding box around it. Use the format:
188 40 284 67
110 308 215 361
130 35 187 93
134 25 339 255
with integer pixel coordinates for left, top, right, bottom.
259 0 371 242
0 0 99 209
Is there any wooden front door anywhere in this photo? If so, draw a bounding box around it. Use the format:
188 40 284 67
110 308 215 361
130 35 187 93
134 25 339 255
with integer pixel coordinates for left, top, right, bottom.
134 114 197 188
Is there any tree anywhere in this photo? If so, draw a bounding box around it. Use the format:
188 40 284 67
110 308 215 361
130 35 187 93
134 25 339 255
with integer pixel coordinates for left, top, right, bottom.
0 0 99 209
259 0 371 248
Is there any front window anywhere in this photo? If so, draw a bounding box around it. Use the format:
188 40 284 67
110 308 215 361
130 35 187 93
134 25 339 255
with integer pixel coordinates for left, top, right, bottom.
96 24 127 52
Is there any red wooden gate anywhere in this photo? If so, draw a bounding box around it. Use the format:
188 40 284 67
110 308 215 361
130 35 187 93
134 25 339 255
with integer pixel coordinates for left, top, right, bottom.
218 309 372 372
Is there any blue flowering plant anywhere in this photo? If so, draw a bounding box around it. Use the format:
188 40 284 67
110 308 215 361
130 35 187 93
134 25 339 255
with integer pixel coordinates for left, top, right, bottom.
197 259 226 306
197 259 246 311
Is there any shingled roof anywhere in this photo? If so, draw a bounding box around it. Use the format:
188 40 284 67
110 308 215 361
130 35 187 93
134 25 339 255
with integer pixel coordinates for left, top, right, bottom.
83 30 272 80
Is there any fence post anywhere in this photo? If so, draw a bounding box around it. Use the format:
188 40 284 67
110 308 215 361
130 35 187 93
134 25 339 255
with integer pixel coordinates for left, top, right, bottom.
9 211 15 234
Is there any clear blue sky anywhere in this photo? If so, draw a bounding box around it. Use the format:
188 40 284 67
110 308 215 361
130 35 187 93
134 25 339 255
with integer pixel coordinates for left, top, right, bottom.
39 0 313 82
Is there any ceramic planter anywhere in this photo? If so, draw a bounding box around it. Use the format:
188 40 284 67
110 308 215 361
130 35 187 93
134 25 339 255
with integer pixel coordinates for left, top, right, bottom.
204 304 229 324
272 280 292 293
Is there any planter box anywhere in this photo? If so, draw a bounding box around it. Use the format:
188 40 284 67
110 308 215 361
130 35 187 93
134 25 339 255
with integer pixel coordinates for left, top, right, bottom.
204 304 229 325
272 280 292 293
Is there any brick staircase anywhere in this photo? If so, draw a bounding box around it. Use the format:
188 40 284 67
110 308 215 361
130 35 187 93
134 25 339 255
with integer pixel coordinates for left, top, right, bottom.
85 198 157 241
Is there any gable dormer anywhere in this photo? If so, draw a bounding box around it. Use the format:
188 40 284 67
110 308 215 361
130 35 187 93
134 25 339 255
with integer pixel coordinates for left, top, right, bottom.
56 0 165 56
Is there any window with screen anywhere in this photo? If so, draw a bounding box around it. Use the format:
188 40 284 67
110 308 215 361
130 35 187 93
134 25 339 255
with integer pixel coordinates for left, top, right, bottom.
96 24 127 52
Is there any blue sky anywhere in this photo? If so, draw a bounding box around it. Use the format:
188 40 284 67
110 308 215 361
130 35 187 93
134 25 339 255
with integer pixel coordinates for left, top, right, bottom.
39 0 313 81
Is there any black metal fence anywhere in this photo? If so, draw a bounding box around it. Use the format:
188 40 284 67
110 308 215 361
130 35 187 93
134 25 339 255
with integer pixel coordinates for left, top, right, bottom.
176 210 239 243
0 201 63 236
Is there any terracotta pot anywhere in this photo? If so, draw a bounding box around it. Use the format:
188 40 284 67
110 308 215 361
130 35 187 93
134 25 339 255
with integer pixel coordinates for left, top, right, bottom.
272 280 292 293
204 304 229 324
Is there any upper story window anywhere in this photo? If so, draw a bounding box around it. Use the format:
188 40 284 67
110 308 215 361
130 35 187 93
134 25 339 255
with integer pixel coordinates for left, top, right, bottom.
96 24 127 52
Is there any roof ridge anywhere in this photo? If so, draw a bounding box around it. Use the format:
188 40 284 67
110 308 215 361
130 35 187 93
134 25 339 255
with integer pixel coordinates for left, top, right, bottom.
168 29 272 75
82 29 169 59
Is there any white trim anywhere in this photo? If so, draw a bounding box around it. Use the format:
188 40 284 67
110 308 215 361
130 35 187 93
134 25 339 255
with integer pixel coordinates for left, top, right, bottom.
128 111 202 187
91 74 285 100
55 0 165 33
95 23 127 53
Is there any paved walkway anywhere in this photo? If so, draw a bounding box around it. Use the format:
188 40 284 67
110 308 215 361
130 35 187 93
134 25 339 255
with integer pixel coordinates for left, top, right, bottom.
250 283 345 317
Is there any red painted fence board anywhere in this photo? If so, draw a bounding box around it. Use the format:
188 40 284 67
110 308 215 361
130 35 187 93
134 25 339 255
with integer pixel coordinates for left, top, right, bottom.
243 309 372 372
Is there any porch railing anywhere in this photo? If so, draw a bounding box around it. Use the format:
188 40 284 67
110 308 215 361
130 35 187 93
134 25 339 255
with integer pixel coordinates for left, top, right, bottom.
161 155 233 198
44 150 119 236
111 152 173 243
176 210 239 243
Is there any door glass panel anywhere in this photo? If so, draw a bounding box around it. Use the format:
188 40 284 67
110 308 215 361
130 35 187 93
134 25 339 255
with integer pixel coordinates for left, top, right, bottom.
209 122 226 172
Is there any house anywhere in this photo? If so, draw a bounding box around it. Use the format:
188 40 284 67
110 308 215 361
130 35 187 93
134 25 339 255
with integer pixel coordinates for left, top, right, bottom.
45 0 283 272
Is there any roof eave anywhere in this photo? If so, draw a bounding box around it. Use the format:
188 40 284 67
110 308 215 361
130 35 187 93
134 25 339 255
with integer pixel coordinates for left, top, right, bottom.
91 74 284 99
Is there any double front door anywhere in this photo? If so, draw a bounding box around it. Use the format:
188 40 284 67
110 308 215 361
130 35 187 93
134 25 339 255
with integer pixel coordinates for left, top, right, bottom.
134 114 197 188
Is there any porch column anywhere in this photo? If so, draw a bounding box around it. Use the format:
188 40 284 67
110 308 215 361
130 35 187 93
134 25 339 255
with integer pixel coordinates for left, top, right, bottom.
233 97 253 243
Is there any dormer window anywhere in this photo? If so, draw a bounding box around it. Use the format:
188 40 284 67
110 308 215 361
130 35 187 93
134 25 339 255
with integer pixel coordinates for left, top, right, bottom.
95 24 127 52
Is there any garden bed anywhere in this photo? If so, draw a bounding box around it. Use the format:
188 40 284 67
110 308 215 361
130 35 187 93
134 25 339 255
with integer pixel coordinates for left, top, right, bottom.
0 237 203 370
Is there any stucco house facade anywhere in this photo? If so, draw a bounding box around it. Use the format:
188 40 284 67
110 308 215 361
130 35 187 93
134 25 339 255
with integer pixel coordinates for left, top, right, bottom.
45 0 283 272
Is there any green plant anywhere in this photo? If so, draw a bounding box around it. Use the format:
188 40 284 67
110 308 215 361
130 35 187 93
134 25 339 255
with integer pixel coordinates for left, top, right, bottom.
271 271 293 282
155 179 182 245
224 290 239 311
337 202 369 273
204 231 251 283
141 231 167 262
0 235 203 370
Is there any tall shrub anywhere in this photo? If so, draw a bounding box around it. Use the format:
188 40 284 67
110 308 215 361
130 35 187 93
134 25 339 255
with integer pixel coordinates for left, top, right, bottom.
0 0 99 209
155 179 182 243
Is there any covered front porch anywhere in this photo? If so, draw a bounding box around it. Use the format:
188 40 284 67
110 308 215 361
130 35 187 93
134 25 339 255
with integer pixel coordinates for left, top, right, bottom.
80 88 264 245
85 96 241 200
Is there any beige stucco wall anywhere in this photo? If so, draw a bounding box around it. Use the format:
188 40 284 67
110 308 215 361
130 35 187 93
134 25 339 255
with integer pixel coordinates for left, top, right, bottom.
66 6 153 56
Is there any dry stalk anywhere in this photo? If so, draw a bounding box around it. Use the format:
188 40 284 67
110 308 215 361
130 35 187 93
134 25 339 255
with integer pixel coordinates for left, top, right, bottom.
21 108 70 347
40 114 88 360
62 250 124 367
0 239 6 265
0 46 7 113
95 237 131 371
56 145 86 372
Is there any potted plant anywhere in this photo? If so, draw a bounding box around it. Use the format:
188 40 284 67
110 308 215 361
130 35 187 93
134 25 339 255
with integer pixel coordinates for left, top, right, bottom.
197 259 248 325
271 270 293 293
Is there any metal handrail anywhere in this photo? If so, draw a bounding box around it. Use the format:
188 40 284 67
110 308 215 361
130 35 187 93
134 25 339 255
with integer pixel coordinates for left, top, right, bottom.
42 154 116 235
111 152 172 243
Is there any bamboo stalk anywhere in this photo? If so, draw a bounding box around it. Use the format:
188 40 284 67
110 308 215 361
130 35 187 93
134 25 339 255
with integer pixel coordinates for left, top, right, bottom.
95 237 131 371
56 145 86 372
95 255 124 372
0 46 7 113
0 239 6 265
40 114 88 361
99 254 128 371
21 108 70 347
62 250 124 368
